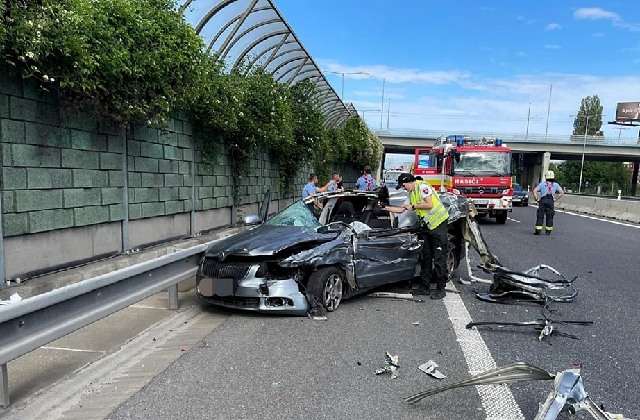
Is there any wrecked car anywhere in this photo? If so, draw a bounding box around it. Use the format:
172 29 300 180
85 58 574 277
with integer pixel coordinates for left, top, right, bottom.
195 188 470 315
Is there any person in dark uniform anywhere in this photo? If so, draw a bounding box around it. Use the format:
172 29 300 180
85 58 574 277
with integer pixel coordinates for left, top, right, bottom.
383 173 450 299
533 170 564 235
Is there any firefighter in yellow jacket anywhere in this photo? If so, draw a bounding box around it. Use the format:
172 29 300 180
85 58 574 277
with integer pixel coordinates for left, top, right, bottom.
384 173 450 299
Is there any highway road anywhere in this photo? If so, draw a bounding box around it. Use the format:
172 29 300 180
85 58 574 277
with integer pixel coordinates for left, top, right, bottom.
1 205 638 420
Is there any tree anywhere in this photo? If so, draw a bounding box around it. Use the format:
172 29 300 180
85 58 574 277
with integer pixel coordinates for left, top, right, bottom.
572 95 604 136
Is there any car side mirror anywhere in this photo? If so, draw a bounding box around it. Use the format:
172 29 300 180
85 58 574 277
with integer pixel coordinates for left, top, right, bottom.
244 214 262 226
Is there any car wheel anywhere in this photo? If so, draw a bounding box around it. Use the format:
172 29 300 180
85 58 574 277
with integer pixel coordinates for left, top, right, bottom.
308 267 344 312
446 241 460 281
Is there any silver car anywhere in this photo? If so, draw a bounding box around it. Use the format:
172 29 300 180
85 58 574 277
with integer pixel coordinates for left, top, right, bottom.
196 189 469 315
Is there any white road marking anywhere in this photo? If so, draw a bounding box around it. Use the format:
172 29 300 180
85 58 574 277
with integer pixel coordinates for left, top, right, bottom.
42 346 106 355
444 284 525 420
558 210 640 228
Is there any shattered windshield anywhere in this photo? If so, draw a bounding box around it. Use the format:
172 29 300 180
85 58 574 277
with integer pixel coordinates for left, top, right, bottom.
455 151 511 176
266 200 322 228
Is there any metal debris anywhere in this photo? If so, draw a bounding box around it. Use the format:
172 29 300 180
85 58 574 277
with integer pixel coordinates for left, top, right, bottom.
404 362 635 419
368 292 425 302
466 303 593 341
374 352 399 379
418 360 446 379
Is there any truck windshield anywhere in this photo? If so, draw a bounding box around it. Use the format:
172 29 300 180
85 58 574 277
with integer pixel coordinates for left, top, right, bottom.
454 151 511 176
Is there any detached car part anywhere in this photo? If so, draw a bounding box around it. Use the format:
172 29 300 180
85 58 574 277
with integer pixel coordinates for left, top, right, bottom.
374 352 399 379
476 264 579 304
404 362 634 419
418 360 446 379
467 302 593 341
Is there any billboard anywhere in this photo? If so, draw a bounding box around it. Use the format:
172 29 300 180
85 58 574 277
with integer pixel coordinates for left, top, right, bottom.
615 102 640 121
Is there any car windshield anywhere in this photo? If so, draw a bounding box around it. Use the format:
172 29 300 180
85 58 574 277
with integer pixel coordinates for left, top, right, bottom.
455 151 511 176
266 200 322 228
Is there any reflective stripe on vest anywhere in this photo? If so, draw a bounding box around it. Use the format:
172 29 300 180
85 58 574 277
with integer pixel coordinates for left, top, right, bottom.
411 181 449 230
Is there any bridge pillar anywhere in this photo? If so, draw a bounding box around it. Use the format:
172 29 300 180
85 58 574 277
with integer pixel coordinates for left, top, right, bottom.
541 152 551 183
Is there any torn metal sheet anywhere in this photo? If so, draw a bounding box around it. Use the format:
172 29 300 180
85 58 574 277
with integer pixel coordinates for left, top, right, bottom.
404 362 635 419
418 360 446 379
374 352 399 379
478 265 579 304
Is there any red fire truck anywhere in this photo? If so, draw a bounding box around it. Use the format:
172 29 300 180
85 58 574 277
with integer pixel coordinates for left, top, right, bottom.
413 135 513 224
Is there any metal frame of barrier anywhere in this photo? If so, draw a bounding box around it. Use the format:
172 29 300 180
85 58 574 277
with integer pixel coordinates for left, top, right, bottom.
0 241 214 408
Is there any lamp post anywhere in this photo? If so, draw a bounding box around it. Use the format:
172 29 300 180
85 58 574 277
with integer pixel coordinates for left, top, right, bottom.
360 109 381 125
525 103 538 141
327 71 369 101
380 78 385 132
573 113 605 194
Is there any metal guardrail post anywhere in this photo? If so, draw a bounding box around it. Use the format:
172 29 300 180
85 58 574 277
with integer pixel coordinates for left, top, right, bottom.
168 284 179 310
1 363 8 408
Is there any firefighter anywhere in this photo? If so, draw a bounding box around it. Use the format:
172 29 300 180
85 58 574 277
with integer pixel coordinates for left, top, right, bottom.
533 170 564 235
383 173 450 299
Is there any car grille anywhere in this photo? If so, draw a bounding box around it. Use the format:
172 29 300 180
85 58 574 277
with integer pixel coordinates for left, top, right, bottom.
208 295 260 309
461 187 501 195
201 259 251 280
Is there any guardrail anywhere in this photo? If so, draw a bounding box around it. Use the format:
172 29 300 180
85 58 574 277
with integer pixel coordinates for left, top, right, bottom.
375 128 640 147
0 239 218 408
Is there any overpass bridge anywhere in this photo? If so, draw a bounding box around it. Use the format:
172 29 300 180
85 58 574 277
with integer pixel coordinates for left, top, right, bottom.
376 129 640 191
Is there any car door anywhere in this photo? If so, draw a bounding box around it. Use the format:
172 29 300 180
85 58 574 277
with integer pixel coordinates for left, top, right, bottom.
352 203 422 288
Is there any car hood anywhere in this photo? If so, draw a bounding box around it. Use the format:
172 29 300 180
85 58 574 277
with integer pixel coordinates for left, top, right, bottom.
205 224 337 260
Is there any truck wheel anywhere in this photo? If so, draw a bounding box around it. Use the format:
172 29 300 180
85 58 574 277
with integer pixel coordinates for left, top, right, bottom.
495 212 508 224
307 267 344 312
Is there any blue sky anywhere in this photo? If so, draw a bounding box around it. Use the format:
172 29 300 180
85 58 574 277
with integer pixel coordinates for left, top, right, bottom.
274 0 640 141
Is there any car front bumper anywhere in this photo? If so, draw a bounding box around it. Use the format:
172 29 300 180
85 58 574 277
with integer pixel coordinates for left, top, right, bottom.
196 264 310 315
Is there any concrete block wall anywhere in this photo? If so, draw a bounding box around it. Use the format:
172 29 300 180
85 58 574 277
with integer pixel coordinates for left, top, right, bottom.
1 66 346 280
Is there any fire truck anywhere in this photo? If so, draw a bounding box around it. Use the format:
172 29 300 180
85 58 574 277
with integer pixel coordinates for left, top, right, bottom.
413 135 513 224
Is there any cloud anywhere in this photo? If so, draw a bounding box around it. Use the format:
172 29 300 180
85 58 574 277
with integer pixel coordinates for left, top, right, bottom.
544 45 562 49
573 8 640 32
320 62 471 85
545 23 562 30
574 7 620 21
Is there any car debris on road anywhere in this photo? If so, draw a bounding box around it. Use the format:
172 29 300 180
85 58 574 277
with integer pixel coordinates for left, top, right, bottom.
404 362 635 419
374 352 400 379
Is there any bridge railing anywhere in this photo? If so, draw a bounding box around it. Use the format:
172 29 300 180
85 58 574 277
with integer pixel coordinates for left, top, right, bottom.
374 129 640 147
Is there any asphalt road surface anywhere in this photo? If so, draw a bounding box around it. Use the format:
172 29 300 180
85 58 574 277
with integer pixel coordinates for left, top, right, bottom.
2 204 639 420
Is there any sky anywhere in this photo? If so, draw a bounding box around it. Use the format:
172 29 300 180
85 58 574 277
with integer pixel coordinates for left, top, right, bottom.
273 0 640 142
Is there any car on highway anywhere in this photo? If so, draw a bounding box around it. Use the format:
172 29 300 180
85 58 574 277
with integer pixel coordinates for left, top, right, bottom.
195 188 470 315
512 183 529 206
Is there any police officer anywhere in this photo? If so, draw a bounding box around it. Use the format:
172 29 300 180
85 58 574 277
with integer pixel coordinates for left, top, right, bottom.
532 170 564 235
384 173 450 299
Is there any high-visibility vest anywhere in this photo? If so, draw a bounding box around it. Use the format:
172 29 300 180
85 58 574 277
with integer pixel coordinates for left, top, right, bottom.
411 181 449 230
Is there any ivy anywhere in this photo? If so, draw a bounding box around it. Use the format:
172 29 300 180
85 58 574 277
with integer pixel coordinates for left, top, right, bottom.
0 0 383 190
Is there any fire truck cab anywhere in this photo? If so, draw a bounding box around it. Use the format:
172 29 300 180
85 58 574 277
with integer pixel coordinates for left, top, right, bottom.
413 135 513 224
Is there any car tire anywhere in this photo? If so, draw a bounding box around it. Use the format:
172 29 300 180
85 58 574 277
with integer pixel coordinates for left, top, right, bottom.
446 241 460 281
307 267 344 312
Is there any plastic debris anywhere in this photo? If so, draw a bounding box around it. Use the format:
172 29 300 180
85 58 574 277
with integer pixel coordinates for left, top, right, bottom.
374 352 399 379
418 360 446 379
0 293 22 305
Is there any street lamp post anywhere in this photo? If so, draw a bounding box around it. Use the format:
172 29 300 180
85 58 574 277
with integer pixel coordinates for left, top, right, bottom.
327 71 369 100
574 113 605 194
